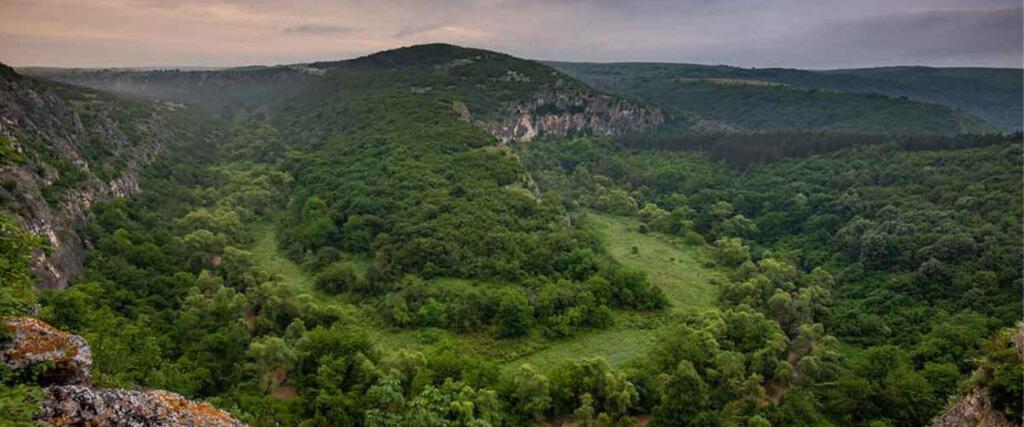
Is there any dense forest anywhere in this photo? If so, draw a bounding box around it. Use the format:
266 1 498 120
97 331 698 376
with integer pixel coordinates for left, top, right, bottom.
549 61 1022 133
1 44 1021 426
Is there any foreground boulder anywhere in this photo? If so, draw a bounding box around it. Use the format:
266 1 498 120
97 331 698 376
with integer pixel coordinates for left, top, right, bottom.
1 317 91 385
2 317 247 426
40 385 246 427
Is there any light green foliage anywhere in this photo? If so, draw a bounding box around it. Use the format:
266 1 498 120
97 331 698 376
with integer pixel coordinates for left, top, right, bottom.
0 216 39 315
0 385 41 426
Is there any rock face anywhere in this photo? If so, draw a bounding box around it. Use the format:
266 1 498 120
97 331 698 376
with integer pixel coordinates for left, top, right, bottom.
932 388 1017 427
0 65 173 288
40 386 246 427
932 324 1024 427
1 317 91 385
483 91 664 142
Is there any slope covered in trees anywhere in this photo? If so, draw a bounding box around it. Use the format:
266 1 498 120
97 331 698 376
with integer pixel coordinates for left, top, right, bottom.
549 61 1013 134
1 44 1021 426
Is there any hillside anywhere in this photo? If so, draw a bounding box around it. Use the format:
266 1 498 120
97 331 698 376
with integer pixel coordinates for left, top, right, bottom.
1 44 1021 426
549 61 1014 134
23 65 319 113
0 63 215 288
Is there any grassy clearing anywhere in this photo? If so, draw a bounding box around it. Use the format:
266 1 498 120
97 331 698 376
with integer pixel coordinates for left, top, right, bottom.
503 211 722 372
250 223 314 292
584 211 720 312
507 326 663 372
251 215 723 372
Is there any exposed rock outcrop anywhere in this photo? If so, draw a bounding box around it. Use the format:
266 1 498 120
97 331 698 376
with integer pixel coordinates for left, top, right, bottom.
0 66 172 288
483 91 664 142
40 386 246 427
1 317 247 426
933 388 1017 427
1 317 91 385
932 324 1024 427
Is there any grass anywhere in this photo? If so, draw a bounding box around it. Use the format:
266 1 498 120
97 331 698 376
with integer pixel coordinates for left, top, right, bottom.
584 211 720 312
250 223 314 292
249 215 723 373
502 211 722 372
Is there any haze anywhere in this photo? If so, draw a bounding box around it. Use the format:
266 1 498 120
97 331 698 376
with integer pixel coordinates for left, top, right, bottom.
1 0 1021 69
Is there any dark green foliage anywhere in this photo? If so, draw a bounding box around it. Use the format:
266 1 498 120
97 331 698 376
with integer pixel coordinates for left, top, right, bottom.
524 133 1021 424
972 328 1024 421
549 61 1017 132
8 45 1019 426
495 288 532 338
313 263 359 295
0 62 21 81
618 130 1011 167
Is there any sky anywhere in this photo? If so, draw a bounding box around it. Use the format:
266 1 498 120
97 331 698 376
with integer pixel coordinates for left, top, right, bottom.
0 0 1021 69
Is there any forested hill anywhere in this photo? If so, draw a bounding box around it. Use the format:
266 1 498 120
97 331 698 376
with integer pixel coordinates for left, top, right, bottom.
548 61 1017 134
1 45 1021 426
27 44 664 142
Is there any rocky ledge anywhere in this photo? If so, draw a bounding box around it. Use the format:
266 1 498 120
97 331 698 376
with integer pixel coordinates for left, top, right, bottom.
40 386 246 427
1 317 247 426
2 317 91 385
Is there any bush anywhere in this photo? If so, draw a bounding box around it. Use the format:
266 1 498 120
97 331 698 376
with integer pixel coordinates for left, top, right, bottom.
314 263 359 295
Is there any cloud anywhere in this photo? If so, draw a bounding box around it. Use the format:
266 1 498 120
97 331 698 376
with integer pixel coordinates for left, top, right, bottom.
283 24 355 35
0 0 1020 68
784 7 1024 68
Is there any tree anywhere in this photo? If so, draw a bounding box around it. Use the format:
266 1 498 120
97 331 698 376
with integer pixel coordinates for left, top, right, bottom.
314 263 359 294
639 202 671 233
712 238 751 268
496 288 534 338
247 336 296 393
574 393 596 427
0 216 39 316
652 360 710 427
505 364 551 422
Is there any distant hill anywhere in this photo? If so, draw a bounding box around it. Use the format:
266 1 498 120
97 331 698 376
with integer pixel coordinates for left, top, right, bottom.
23 65 318 113
25 44 663 142
548 61 1016 134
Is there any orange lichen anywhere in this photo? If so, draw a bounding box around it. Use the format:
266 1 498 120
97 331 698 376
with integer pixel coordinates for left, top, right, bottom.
41 386 246 426
148 389 241 424
3 317 78 364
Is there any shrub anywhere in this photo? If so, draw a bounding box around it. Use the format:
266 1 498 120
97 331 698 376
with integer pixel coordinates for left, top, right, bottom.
314 263 358 295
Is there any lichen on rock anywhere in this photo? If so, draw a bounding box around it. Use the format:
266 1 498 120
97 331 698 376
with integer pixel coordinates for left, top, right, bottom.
1 317 91 386
40 385 247 427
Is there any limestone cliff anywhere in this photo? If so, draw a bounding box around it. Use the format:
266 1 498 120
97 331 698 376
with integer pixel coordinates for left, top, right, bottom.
482 91 664 142
0 64 177 288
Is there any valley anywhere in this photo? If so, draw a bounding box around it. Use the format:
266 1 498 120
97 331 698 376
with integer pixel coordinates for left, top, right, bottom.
0 44 1021 426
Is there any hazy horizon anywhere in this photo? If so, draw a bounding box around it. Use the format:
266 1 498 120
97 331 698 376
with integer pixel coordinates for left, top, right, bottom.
1 0 1021 70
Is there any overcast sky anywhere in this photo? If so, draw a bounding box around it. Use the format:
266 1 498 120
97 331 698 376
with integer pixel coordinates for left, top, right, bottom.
1 0 1021 69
